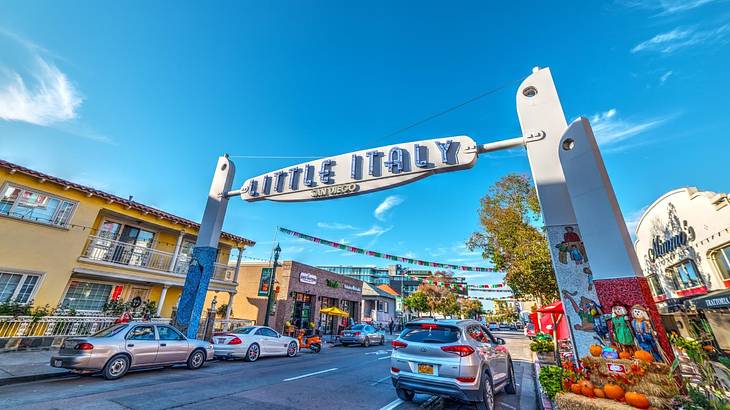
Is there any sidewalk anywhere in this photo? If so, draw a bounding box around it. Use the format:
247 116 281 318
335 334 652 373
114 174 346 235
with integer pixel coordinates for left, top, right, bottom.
0 349 70 386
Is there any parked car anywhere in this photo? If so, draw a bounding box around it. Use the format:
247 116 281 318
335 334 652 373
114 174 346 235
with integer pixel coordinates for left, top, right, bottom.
50 322 214 380
488 322 498 331
390 319 515 410
212 325 299 361
524 323 536 339
498 323 510 331
340 324 385 347
508 323 517 331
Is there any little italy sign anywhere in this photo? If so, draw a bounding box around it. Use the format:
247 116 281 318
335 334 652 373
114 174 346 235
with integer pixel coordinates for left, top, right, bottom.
240 136 479 202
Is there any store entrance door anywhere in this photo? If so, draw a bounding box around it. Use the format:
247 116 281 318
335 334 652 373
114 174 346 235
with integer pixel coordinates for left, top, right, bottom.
292 293 312 332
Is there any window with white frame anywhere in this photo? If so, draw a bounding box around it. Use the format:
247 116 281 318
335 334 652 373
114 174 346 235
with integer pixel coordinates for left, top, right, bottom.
646 274 666 297
0 184 77 227
667 259 704 291
711 244 730 280
0 271 41 304
383 300 389 313
62 281 113 311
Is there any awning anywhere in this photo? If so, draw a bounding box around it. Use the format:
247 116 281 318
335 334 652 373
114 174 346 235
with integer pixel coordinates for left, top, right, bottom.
537 300 564 314
320 306 350 317
692 289 730 310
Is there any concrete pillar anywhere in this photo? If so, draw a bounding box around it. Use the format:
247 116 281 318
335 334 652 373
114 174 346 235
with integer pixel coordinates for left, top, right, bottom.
157 285 169 317
225 291 234 320
169 231 185 272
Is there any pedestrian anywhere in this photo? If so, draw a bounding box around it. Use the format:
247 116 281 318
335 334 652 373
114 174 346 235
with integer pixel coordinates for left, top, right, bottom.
388 319 394 335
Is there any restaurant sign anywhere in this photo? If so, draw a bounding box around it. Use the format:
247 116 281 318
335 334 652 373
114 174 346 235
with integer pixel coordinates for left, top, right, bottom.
344 284 362 292
240 136 478 202
299 272 317 285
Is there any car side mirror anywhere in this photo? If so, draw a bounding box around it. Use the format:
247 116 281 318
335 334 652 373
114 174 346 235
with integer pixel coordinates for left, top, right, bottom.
496 337 506 345
277 334 281 338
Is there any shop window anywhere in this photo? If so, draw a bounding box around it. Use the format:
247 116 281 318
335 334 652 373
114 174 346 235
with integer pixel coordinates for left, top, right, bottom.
667 259 704 291
0 271 41 304
646 274 666 297
0 184 77 227
711 244 730 280
62 281 113 311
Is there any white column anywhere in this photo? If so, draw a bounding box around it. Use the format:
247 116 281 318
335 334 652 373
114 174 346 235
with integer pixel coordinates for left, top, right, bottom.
168 231 185 272
233 246 243 283
225 291 235 319
157 285 169 317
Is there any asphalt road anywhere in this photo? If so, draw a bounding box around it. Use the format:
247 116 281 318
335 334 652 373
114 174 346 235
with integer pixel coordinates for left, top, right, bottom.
0 331 535 410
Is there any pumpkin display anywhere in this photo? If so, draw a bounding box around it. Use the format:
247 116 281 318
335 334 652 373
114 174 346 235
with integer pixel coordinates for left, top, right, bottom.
703 345 715 352
634 350 654 363
570 383 582 394
603 383 625 400
619 351 632 359
589 344 603 357
593 387 606 398
624 391 650 409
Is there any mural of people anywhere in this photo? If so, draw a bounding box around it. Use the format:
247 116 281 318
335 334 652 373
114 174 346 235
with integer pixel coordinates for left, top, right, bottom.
583 267 594 291
556 227 588 265
610 304 635 353
631 304 666 362
562 289 610 343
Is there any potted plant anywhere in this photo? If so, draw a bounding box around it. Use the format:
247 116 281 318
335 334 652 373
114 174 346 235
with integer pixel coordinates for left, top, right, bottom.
531 338 556 363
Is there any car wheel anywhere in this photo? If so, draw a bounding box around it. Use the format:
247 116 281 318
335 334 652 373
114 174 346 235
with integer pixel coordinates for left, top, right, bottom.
187 349 206 370
379 335 385 345
395 387 415 401
244 343 260 362
475 374 495 410
363 337 370 347
103 354 130 380
287 342 298 357
341 343 349 347
505 360 517 394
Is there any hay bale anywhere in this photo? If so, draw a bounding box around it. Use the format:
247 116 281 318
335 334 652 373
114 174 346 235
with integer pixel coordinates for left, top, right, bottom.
555 392 634 410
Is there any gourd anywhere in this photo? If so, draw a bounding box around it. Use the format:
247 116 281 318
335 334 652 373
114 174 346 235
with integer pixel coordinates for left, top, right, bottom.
624 391 650 409
593 388 606 398
634 350 654 363
580 380 594 397
619 351 632 359
604 383 625 400
570 383 582 394
589 344 603 357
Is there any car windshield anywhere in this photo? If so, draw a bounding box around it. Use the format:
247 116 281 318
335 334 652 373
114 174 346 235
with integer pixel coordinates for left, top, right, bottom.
527 324 535 330
232 326 255 334
92 324 129 337
351 325 366 330
400 324 460 343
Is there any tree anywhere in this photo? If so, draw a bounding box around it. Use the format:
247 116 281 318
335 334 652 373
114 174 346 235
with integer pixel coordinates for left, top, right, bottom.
461 299 484 319
467 174 559 304
438 293 460 318
403 291 428 316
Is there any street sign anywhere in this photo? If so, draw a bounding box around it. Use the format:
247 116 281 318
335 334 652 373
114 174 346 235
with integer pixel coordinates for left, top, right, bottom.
240 135 478 202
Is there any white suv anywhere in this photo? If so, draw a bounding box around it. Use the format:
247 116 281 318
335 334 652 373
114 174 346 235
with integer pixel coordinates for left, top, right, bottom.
390 319 516 410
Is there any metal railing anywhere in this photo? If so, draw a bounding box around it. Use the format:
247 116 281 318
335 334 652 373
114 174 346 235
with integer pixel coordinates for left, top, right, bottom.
213 319 255 332
81 235 174 273
0 316 171 338
173 259 234 282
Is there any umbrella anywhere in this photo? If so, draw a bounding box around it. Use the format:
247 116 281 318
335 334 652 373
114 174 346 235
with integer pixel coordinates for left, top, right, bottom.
537 300 564 314
320 306 349 318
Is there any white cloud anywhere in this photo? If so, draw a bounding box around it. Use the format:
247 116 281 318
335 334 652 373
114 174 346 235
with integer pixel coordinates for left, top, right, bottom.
659 71 673 85
0 56 82 126
624 206 649 240
619 0 722 15
374 195 404 221
589 108 670 147
316 222 357 230
631 24 730 54
354 225 392 237
403 251 417 259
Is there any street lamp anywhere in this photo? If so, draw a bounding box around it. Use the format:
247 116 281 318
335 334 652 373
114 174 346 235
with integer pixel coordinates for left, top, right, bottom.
263 243 281 327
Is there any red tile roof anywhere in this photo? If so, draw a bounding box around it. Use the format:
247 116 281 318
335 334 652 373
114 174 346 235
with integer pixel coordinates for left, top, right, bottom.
0 159 255 246
377 284 400 296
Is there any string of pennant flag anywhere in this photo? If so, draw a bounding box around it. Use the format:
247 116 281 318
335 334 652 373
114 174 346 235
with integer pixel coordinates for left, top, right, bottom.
279 227 500 272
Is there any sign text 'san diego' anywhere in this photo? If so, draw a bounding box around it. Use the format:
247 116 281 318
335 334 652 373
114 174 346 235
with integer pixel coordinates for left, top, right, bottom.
240 136 478 202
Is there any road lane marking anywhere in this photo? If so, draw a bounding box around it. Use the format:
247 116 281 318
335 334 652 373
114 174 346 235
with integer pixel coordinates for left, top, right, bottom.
377 355 392 360
498 403 516 409
379 398 403 410
370 375 391 386
282 367 338 382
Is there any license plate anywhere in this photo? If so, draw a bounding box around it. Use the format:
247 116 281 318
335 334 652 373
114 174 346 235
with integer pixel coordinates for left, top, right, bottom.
418 364 434 375
54 360 63 367
215 338 225 344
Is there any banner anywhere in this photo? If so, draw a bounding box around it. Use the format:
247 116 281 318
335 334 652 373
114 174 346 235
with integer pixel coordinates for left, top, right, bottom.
279 227 500 273
258 268 273 296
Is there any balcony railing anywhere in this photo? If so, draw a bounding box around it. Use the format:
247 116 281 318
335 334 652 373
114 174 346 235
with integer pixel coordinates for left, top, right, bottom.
81 235 236 283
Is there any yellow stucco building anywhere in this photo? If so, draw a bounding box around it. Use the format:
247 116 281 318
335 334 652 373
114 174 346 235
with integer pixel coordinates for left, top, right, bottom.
0 159 254 318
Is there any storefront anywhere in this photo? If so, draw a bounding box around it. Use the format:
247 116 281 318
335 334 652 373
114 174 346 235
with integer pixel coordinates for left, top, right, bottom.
634 187 730 348
231 261 363 336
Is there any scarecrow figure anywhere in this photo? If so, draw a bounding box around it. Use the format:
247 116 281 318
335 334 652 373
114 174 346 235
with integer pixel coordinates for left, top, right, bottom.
610 304 635 354
631 304 666 362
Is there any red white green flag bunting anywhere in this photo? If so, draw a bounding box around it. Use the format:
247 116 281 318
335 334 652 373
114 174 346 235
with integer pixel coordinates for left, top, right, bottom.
279 227 500 273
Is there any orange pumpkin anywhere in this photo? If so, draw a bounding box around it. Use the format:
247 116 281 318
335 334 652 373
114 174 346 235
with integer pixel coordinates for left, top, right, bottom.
593 387 606 398
619 351 632 359
590 344 603 357
703 345 715 352
634 350 654 363
604 383 625 400
625 391 650 409
571 383 582 394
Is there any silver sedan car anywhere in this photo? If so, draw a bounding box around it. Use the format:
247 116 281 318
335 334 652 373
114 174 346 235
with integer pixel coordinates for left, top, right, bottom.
340 324 385 347
390 319 515 410
51 322 214 380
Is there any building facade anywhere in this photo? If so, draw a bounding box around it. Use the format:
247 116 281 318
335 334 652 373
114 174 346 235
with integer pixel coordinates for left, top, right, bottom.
0 160 253 318
361 282 396 326
634 187 730 351
317 265 390 285
231 261 363 336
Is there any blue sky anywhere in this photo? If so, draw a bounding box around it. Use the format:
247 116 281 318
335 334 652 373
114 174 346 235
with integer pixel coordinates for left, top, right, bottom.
1 1 729 290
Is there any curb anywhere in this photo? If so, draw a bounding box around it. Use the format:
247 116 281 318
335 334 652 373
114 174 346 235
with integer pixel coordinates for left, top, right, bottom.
0 370 74 387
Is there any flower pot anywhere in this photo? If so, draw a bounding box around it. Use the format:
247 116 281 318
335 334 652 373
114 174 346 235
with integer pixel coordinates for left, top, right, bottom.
537 352 556 363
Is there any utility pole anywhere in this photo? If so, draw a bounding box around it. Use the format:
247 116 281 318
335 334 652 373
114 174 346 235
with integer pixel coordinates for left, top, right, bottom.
263 243 281 327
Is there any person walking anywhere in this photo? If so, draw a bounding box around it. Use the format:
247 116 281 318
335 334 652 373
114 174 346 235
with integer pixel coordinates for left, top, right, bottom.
388 319 394 335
